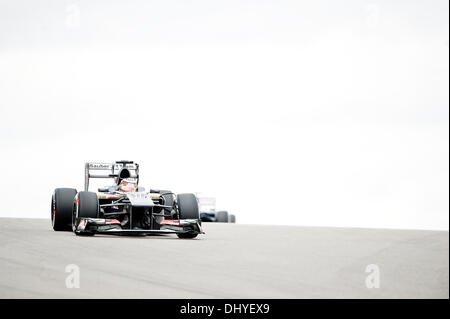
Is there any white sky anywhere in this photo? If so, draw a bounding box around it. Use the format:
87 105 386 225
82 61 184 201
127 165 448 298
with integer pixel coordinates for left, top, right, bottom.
0 0 448 229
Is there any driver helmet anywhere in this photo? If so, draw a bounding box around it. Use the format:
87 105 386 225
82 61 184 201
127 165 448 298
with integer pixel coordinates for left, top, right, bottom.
119 178 137 192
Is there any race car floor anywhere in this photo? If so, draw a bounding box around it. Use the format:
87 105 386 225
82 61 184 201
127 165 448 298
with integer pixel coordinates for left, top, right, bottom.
0 218 448 298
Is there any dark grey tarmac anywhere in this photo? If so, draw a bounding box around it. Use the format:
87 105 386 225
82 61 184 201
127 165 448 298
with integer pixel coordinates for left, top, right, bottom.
0 218 447 298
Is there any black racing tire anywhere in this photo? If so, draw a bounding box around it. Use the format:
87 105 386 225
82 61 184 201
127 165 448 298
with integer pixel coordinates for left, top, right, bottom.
177 193 200 220
177 232 198 239
72 191 99 231
229 214 236 223
215 210 229 223
159 190 175 218
52 188 77 231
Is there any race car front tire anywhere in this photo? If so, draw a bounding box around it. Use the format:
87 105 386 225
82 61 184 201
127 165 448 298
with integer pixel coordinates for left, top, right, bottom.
176 193 200 239
215 210 229 223
177 232 198 239
177 193 200 220
72 191 99 232
52 188 77 231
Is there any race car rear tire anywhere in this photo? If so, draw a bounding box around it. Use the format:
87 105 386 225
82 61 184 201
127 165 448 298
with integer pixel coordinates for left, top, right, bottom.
229 214 236 223
72 191 99 231
216 210 229 223
52 188 77 231
177 193 199 220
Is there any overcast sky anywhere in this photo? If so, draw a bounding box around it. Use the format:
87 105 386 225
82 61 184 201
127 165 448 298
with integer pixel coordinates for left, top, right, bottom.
0 0 448 229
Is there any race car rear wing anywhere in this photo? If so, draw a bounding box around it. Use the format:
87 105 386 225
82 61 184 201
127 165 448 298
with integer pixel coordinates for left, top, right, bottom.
84 160 139 191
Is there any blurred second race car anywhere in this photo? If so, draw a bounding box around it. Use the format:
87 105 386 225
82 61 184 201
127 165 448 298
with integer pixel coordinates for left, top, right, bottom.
197 195 236 223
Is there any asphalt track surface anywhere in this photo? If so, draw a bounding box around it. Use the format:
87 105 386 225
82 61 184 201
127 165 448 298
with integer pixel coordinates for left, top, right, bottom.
0 218 448 298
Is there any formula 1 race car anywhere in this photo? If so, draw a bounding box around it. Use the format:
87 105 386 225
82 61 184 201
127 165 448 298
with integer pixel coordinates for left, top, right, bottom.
200 211 236 223
197 196 236 223
51 161 203 239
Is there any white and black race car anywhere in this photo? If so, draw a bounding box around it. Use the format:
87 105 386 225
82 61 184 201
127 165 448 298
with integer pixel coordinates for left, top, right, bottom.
51 160 203 239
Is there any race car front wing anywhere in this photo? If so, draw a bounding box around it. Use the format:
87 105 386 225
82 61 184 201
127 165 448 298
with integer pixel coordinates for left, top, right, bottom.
74 218 204 236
